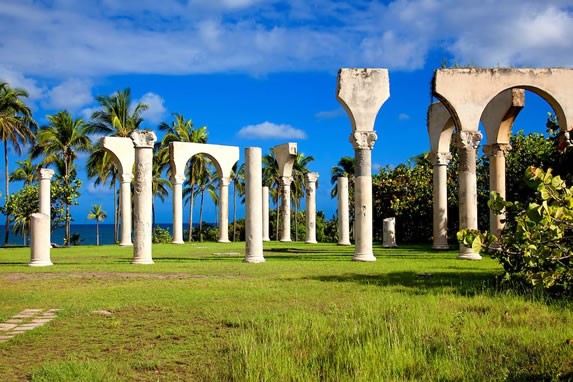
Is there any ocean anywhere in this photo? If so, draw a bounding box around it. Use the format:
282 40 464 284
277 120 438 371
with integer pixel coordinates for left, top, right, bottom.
0 223 175 246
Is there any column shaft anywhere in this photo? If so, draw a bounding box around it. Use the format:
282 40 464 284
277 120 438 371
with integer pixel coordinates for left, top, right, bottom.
29 213 52 266
280 178 292 242
218 178 230 242
430 153 451 250
244 147 265 263
305 172 319 244
484 144 510 239
353 143 376 261
171 178 184 244
262 186 270 241
119 176 133 246
337 177 351 245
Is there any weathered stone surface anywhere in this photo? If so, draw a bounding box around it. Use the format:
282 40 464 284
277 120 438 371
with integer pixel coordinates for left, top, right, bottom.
244 147 265 263
337 177 351 246
382 217 397 248
29 213 52 266
305 172 319 244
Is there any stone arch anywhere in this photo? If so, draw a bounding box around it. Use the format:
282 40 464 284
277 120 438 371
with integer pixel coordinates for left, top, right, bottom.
168 142 239 244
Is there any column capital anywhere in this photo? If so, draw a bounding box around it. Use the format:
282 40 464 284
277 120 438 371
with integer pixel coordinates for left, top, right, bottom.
455 131 482 150
349 131 377 150
483 143 512 158
121 173 134 183
220 177 231 187
428 152 452 166
281 176 293 187
130 130 157 148
37 168 55 180
304 172 319 184
170 174 185 185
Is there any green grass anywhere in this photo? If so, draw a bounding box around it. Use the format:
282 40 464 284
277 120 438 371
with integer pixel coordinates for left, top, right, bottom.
1 242 572 381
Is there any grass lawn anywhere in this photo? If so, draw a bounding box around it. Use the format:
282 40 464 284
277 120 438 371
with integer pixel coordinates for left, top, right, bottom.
0 241 572 381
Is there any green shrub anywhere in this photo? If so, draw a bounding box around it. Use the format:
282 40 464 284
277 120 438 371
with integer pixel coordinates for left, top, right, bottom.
152 226 172 244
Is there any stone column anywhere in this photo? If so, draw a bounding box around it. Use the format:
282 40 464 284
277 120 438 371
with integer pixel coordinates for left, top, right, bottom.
130 130 156 265
171 175 185 244
218 177 231 243
350 131 378 261
456 131 483 260
38 168 54 216
262 186 270 241
483 143 511 238
244 147 265 263
118 173 133 246
29 213 52 266
280 176 292 242
304 172 319 244
429 152 452 250
382 217 397 247
337 176 351 245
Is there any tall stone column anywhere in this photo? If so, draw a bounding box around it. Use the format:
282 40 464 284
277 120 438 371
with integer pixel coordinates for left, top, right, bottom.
337 176 351 245
244 147 265 263
171 175 185 244
350 131 377 261
483 143 511 238
304 172 319 244
429 152 452 250
262 186 270 241
130 130 156 265
38 168 54 216
456 131 482 260
280 176 292 242
218 177 231 243
118 173 133 246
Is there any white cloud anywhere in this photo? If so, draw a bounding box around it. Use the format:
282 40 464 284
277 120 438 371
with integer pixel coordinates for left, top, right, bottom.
43 78 93 112
315 108 345 120
237 121 307 140
0 66 45 101
135 92 167 124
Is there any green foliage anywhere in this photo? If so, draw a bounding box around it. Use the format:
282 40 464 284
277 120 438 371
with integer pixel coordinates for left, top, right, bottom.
459 167 573 296
152 226 173 244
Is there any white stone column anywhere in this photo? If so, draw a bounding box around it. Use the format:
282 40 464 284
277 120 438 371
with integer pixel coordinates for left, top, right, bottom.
337 176 351 245
38 168 54 216
484 143 511 239
171 175 185 244
29 213 52 266
280 176 292 242
119 173 133 246
218 177 231 243
429 152 452 250
351 131 377 262
244 147 265 263
262 186 270 241
130 130 156 265
304 172 319 244
456 131 483 260
382 217 397 247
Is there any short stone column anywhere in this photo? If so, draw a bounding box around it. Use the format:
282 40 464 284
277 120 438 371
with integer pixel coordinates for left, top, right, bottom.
244 147 265 263
130 130 156 265
218 177 231 243
262 186 270 241
304 172 319 244
38 168 54 216
171 175 185 244
119 173 133 246
280 176 293 242
29 213 52 266
483 143 511 239
337 176 351 245
456 131 483 260
382 217 397 247
429 152 452 250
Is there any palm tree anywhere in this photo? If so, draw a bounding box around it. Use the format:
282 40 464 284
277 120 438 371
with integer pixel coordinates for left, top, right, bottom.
262 150 281 240
152 143 171 226
195 162 216 242
230 162 245 242
87 204 107 246
330 156 355 198
9 158 39 186
32 110 92 246
160 113 208 242
0 82 37 244
290 153 314 241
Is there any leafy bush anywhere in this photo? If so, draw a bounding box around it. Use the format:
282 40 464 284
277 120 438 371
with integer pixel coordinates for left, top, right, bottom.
152 226 173 244
458 167 573 296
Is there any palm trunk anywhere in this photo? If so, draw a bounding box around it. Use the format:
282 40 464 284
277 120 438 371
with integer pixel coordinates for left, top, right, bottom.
199 191 204 242
96 221 100 246
4 141 10 245
232 183 237 242
187 182 195 242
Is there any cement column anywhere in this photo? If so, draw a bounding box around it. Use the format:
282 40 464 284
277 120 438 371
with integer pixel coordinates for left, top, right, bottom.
262 186 270 241
456 131 483 260
130 130 156 265
304 172 319 244
351 131 377 262
29 213 52 266
337 176 351 245
218 177 231 243
171 175 185 244
244 147 265 263
429 152 452 250
483 143 511 239
38 168 54 216
280 176 292 242
119 173 133 246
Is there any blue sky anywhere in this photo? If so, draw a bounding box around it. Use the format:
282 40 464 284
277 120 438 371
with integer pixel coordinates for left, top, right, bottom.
1 0 572 224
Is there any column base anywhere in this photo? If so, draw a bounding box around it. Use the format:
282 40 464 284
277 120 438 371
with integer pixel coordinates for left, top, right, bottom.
119 242 133 247
279 239 292 242
352 253 377 262
338 241 351 246
382 244 397 248
131 258 155 265
263 237 270 241
171 240 185 244
217 239 231 243
305 240 317 244
457 245 482 260
243 256 266 263
29 260 53 267
432 243 450 250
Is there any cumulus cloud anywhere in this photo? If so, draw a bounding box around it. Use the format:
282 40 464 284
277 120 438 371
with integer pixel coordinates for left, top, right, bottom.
0 66 45 102
237 121 307 140
315 108 345 120
135 92 167 124
43 78 93 111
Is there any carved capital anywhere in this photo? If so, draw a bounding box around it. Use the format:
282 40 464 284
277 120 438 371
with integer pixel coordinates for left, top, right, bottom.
304 172 319 184
121 173 134 184
428 152 452 166
281 176 293 187
220 177 231 187
170 175 185 185
483 143 512 158
349 131 377 150
37 168 55 180
130 130 157 148
455 131 482 151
